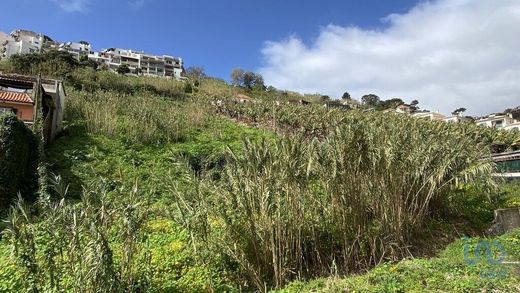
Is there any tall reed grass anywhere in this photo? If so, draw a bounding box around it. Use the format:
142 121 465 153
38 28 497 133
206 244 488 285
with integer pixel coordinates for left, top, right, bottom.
2 175 152 292
172 111 497 290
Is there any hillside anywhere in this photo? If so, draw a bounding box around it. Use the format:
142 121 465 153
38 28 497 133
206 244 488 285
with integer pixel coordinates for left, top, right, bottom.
0 57 520 292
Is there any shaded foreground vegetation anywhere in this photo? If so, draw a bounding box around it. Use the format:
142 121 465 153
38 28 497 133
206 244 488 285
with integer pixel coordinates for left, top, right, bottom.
0 114 38 212
277 228 520 292
0 63 519 292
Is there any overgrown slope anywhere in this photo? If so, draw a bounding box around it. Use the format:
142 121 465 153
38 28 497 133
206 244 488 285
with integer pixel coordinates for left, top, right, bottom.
0 66 519 292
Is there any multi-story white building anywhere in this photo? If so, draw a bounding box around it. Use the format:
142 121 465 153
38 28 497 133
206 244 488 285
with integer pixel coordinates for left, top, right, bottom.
475 114 517 129
88 48 184 79
1 29 185 79
412 111 446 121
504 122 520 131
1 30 58 59
59 41 93 60
443 114 473 123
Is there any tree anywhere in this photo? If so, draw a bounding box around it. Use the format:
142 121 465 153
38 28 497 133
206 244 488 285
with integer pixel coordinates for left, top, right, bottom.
266 85 277 92
133 67 142 75
378 98 405 110
341 91 351 100
242 71 255 89
361 94 380 106
452 107 467 116
320 95 331 102
185 66 206 80
251 73 265 91
231 68 245 86
79 55 99 70
230 68 265 90
117 64 130 75
8 49 79 77
410 99 420 112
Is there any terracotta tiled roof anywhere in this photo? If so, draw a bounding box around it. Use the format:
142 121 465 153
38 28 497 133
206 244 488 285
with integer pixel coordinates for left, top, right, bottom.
0 91 33 104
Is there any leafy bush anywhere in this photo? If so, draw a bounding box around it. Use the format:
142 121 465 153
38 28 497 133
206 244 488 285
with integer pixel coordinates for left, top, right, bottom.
0 114 38 210
7 50 79 78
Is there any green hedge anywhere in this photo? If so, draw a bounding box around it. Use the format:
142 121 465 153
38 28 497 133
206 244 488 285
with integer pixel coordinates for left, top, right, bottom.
0 113 38 210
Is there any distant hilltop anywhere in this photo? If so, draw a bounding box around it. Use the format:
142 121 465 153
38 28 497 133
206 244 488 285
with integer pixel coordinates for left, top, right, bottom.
0 29 184 79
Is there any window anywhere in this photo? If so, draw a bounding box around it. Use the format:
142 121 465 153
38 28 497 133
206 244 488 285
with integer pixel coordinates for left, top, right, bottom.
0 107 15 114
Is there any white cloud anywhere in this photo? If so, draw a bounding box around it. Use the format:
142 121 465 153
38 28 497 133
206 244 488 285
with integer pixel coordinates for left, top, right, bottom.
51 0 89 12
260 0 520 115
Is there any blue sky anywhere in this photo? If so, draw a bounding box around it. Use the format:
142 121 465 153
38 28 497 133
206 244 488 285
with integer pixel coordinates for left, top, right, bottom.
3 0 520 115
1 0 417 80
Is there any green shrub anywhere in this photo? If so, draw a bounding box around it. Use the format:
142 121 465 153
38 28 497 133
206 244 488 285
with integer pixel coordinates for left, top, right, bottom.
0 114 38 210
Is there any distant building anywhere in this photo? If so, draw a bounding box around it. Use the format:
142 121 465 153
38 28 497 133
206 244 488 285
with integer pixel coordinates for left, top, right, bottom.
504 122 520 131
1 29 186 80
1 30 58 59
59 41 93 60
412 111 446 121
492 150 520 179
475 114 516 129
88 48 184 79
443 115 473 123
341 99 361 109
395 104 412 114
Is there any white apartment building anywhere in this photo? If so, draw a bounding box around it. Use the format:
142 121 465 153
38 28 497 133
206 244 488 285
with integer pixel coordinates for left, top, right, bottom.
504 122 520 131
0 30 58 59
88 48 184 79
412 111 446 121
59 41 93 60
475 114 517 129
443 115 473 123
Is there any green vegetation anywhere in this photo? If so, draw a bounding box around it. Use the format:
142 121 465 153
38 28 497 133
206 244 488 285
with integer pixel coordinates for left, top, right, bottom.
0 52 519 292
174 109 509 290
5 50 79 78
277 228 520 292
0 114 38 211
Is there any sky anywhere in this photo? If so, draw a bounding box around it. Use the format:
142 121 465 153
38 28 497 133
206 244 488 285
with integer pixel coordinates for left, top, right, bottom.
2 0 520 115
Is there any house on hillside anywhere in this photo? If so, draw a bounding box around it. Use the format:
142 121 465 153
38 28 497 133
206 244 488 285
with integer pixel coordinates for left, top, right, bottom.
476 114 517 129
395 104 412 114
504 122 520 131
341 99 361 109
0 73 65 142
492 150 520 179
59 41 93 60
443 115 473 123
412 111 446 121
